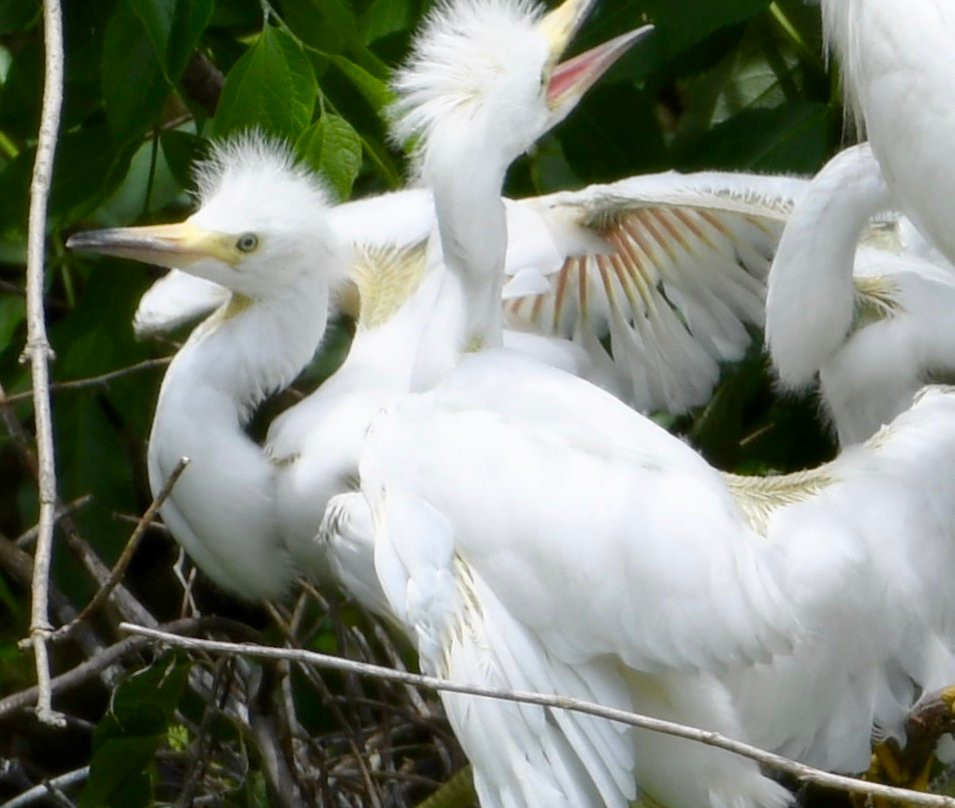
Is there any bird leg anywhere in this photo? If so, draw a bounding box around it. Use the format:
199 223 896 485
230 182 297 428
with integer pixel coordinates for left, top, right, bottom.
855 686 955 808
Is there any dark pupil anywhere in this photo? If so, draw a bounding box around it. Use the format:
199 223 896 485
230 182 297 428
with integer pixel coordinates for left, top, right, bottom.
237 234 257 252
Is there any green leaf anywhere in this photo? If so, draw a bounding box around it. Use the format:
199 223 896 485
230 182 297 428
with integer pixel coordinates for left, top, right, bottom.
78 735 158 808
359 0 414 44
213 26 318 140
126 0 176 65
0 296 25 349
50 127 138 222
128 0 215 82
642 0 773 56
79 655 191 808
297 115 362 201
101 8 170 141
678 100 831 173
330 55 393 113
0 0 37 36
161 130 207 189
280 0 361 54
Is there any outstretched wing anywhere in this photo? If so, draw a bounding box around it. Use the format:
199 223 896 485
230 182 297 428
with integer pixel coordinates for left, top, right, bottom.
131 172 810 417
504 171 809 413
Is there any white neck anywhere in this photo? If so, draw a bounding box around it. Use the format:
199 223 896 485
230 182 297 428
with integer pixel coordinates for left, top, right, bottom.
147 277 334 600
425 128 510 354
766 144 893 390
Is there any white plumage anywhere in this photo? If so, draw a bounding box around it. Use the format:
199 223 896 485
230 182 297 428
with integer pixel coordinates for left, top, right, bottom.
821 0 955 266
337 2 796 807
767 143 955 445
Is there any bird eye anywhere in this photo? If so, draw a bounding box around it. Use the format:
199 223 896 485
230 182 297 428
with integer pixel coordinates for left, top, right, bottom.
236 233 259 253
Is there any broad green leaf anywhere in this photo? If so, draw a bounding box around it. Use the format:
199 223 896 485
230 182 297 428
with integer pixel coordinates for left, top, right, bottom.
101 8 170 140
126 0 176 65
679 101 831 173
78 735 158 808
79 656 190 808
213 26 318 140
330 55 392 112
642 0 773 56
50 127 138 222
167 0 215 79
357 132 403 190
127 0 213 81
281 0 361 54
359 0 414 44
297 115 362 201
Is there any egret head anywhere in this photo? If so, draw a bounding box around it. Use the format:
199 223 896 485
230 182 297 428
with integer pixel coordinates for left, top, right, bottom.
389 0 652 176
68 134 343 300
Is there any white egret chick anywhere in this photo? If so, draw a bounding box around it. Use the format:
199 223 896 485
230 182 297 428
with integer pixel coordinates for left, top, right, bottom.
821 0 955 264
68 136 349 599
767 143 955 445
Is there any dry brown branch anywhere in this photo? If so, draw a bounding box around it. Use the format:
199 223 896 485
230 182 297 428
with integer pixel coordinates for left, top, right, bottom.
23 0 66 728
50 457 190 642
120 622 955 808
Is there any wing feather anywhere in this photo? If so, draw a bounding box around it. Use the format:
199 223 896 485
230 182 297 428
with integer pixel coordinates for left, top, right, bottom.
504 172 809 412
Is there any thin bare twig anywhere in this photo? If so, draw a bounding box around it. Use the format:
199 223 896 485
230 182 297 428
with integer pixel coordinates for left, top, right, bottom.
23 0 66 728
0 357 172 406
15 495 92 548
0 617 228 721
51 457 190 642
0 532 120 686
120 623 955 808
1 765 90 808
0 382 155 629
174 657 232 808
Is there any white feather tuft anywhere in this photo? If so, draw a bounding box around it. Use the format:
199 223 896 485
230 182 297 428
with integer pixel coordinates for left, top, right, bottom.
388 0 547 163
189 131 334 236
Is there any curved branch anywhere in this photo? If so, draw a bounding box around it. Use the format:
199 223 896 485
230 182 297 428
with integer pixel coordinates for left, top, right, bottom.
119 622 955 808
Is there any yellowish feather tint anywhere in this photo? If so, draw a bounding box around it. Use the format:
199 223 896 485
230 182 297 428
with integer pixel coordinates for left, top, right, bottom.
724 467 835 537
851 274 902 331
192 292 254 342
348 241 430 329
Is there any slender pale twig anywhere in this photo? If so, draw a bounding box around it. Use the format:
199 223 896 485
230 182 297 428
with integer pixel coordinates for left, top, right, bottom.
50 457 190 642
0 617 244 721
23 0 66 728
1 765 90 808
0 357 172 406
120 623 955 808
15 495 92 548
